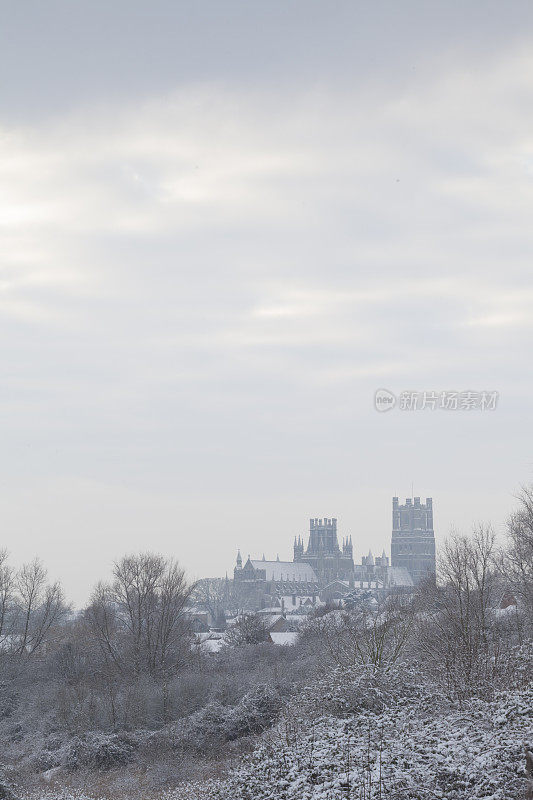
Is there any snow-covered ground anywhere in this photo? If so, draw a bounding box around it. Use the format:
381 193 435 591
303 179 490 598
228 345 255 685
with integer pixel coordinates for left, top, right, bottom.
216 669 532 800
12 679 532 800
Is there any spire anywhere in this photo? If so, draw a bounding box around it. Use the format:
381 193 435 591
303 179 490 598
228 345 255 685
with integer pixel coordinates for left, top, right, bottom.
236 549 242 568
262 553 266 561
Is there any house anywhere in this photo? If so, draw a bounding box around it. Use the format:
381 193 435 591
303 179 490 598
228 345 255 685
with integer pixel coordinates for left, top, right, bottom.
269 631 299 646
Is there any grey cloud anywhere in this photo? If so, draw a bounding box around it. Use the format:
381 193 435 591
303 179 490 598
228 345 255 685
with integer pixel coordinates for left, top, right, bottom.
1 6 533 602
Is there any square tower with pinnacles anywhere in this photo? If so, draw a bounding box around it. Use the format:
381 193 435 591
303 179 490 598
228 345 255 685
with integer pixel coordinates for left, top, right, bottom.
391 496 436 584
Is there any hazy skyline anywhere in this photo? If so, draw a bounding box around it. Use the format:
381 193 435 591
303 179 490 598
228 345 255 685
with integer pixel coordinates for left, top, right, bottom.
2 1 533 604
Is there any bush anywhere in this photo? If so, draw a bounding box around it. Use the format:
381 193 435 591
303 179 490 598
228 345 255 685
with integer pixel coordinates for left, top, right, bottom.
0 766 17 800
64 732 137 770
0 684 17 721
220 682 533 800
293 663 429 718
180 685 283 753
28 749 62 772
226 686 283 739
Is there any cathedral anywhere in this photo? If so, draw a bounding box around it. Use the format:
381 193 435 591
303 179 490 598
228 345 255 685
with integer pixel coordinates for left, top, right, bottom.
232 498 436 609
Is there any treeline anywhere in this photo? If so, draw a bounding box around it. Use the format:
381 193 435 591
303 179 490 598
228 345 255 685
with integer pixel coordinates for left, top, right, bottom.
0 553 64 657
0 548 306 755
0 552 194 677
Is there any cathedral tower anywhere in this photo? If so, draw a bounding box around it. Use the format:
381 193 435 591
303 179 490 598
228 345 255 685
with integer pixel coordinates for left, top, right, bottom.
294 517 354 583
391 496 436 584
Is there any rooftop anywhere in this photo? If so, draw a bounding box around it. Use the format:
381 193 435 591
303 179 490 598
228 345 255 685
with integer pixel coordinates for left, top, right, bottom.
250 559 318 582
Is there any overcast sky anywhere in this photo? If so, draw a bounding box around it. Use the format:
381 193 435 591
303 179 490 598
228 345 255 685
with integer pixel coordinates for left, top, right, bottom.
2 1 533 604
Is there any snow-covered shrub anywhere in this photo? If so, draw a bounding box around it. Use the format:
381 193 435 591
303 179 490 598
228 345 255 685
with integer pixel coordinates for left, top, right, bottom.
218 684 533 800
0 766 17 800
501 639 533 688
64 732 137 770
180 685 283 752
225 686 283 740
26 748 62 773
181 701 229 750
43 733 64 752
8 724 23 744
169 672 212 718
0 684 18 721
292 663 428 718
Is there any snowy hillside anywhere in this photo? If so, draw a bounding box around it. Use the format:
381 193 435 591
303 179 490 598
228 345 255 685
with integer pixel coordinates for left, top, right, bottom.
216 667 532 800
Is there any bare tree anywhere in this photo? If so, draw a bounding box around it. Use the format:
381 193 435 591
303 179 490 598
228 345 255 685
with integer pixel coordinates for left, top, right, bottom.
414 525 502 700
87 553 193 676
0 549 15 648
502 486 533 627
192 577 229 624
13 558 65 657
85 580 124 672
225 613 269 646
440 524 496 645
